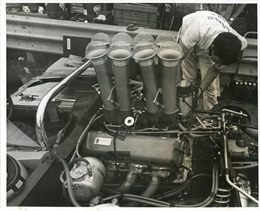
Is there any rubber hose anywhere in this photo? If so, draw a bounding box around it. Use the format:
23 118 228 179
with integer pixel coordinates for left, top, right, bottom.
116 171 138 193
124 175 161 207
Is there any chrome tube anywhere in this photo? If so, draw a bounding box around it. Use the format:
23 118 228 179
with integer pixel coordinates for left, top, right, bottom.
36 60 92 151
223 133 259 204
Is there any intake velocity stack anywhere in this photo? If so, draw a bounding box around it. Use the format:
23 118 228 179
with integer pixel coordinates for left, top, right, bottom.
85 41 118 124
132 41 160 127
157 41 183 125
108 39 133 123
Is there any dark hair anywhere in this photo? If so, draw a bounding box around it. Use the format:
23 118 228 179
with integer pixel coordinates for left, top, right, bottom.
212 32 242 65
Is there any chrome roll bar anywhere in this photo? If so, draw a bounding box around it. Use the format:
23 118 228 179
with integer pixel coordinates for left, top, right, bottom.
36 60 92 151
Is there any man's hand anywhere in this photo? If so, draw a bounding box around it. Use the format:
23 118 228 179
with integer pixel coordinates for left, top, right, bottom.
200 65 220 93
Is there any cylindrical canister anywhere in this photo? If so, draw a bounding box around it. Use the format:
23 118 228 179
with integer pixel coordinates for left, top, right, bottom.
132 41 160 127
178 80 193 120
157 42 183 125
108 41 133 122
7 155 28 201
70 157 106 202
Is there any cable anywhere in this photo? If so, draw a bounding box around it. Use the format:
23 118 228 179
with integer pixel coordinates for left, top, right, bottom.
103 193 170 207
175 163 219 207
191 173 212 180
222 84 256 104
113 128 122 159
180 85 202 129
75 110 101 158
54 151 81 207
153 178 190 200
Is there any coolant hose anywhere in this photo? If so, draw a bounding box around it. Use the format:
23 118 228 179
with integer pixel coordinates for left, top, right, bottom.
103 166 218 207
116 171 138 193
124 175 161 207
54 151 81 207
141 175 161 197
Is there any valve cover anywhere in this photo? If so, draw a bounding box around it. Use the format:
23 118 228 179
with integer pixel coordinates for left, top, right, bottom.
81 131 184 165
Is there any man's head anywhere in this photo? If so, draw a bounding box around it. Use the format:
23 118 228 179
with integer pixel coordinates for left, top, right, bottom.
211 32 242 65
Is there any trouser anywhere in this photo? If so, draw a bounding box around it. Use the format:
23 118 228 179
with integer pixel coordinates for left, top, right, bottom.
181 50 219 110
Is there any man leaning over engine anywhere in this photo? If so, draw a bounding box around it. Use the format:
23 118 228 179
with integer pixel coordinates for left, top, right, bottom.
177 11 247 110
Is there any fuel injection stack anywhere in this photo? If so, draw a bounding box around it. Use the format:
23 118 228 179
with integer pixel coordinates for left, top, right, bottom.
85 32 195 128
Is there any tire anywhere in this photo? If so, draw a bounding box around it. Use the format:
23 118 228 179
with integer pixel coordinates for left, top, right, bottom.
211 102 251 131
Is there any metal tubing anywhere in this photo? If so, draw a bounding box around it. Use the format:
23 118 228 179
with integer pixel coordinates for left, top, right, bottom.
36 60 92 150
223 133 259 204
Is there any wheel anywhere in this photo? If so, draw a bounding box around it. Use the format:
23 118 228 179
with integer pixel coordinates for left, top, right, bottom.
211 102 251 131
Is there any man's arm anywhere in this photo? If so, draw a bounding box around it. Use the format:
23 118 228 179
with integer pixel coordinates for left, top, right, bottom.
228 4 246 25
178 38 190 61
199 64 220 96
177 38 191 82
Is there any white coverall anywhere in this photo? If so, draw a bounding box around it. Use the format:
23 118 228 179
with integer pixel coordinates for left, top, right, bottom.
178 11 247 110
